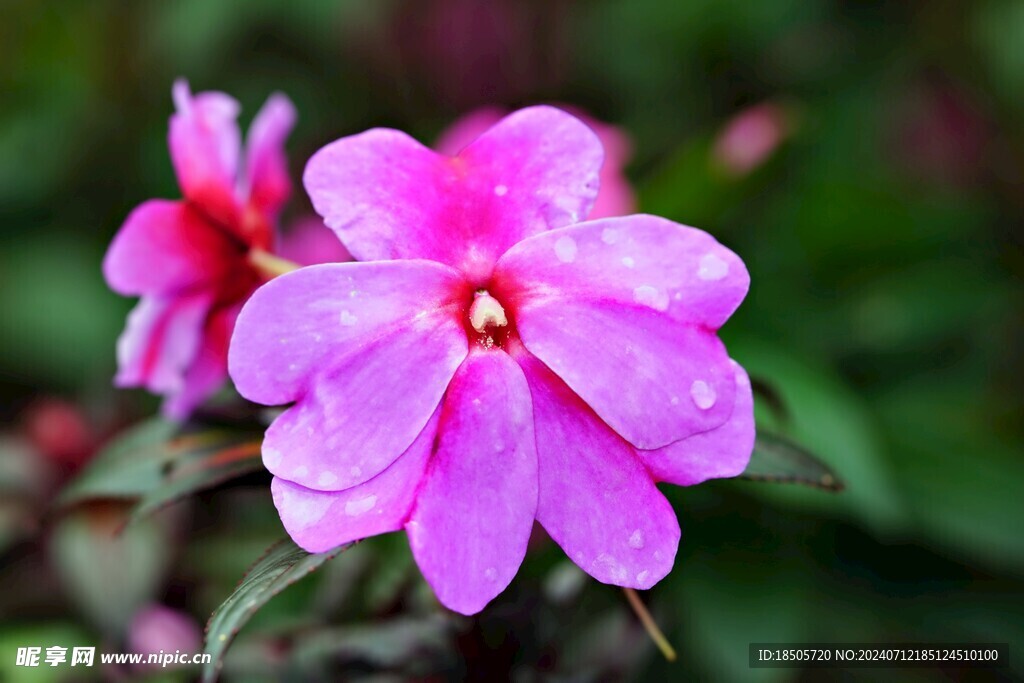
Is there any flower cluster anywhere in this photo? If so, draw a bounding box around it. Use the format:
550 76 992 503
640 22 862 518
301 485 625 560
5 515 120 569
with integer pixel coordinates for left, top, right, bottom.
104 84 753 614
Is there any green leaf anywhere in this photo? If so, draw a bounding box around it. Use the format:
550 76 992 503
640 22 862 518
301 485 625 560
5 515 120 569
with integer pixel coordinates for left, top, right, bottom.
56 418 179 506
739 432 843 491
127 439 263 525
202 539 349 683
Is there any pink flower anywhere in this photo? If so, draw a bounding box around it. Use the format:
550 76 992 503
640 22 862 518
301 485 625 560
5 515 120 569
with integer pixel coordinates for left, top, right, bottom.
229 107 754 615
128 604 201 668
435 106 636 219
103 80 296 418
712 102 792 177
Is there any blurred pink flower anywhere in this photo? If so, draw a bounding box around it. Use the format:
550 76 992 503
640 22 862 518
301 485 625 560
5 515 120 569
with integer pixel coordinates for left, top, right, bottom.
435 106 635 219
128 604 201 666
104 80 296 419
229 106 754 614
712 102 792 177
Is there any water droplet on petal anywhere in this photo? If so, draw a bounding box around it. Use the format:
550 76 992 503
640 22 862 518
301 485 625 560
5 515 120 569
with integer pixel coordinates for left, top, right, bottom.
349 465 362 477
263 447 283 468
339 310 358 326
318 471 337 487
633 285 669 311
629 529 645 549
554 235 578 263
494 184 508 196
690 380 717 409
293 465 309 478
601 228 619 244
344 495 377 516
621 256 635 268
698 252 729 281
484 567 498 581
636 570 650 584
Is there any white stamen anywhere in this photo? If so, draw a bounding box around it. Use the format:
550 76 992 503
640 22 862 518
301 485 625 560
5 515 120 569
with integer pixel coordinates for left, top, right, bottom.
469 291 508 333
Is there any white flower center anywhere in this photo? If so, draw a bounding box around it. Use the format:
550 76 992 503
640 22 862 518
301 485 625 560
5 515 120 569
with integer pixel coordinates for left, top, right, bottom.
468 291 508 333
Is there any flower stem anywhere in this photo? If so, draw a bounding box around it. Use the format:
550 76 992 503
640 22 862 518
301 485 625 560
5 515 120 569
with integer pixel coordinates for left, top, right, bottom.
623 587 677 662
249 249 301 279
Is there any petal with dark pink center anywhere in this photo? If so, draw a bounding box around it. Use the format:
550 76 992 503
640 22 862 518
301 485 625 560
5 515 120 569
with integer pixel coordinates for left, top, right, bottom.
103 200 237 297
303 106 601 279
271 409 440 553
168 79 242 227
517 350 679 589
114 292 213 400
406 350 537 615
637 361 755 486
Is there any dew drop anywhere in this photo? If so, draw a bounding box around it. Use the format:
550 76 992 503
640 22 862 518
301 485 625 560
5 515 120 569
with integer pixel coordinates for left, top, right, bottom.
629 529 645 549
670 396 680 405
349 465 362 478
633 285 669 311
636 570 650 584
263 447 283 468
698 252 729 281
494 184 508 196
621 256 635 268
690 380 717 410
601 227 619 244
339 310 358 326
554 235 578 263
484 567 498 581
293 465 309 478
318 471 337 487
344 495 377 516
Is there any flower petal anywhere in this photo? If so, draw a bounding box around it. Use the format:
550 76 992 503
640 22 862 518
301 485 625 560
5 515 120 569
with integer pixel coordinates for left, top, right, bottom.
103 200 236 296
517 349 679 589
229 261 468 405
304 106 601 280
271 409 440 553
276 217 352 266
243 92 296 218
169 79 242 227
637 361 756 485
114 292 213 399
493 215 748 449
406 350 537 615
229 262 469 491
495 214 749 330
161 304 238 420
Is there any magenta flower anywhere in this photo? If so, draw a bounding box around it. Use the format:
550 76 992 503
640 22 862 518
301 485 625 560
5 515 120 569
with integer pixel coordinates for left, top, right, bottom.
435 106 636 219
104 80 295 418
229 107 754 614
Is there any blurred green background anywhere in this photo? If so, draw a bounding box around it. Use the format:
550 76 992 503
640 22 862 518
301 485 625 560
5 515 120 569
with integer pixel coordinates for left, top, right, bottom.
2 0 1023 681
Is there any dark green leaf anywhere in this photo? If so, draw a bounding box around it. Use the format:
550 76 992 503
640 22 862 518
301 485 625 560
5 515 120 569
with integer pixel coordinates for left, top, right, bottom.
127 439 263 525
202 538 349 683
739 432 844 491
56 418 178 506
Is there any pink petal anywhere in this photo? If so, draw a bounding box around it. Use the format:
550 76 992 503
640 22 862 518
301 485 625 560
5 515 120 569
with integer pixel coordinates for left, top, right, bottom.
271 409 440 553
229 263 469 491
103 200 236 296
495 214 749 329
304 106 602 281
114 292 213 399
169 79 242 227
433 107 503 156
637 361 755 485
517 349 679 589
493 215 748 449
161 304 238 419
406 350 537 615
276 217 352 266
243 92 296 218
435 106 635 220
